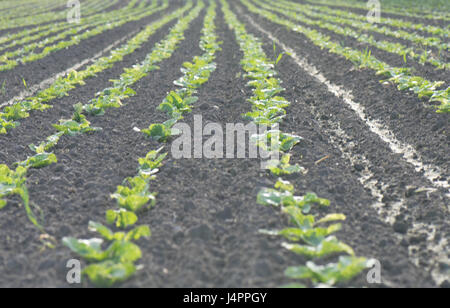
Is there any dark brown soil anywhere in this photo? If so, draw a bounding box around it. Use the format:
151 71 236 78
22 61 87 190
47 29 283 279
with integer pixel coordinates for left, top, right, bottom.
0 1 181 102
0 0 448 288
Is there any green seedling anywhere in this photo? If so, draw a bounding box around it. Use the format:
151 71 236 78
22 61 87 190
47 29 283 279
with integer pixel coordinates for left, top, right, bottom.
285 256 371 286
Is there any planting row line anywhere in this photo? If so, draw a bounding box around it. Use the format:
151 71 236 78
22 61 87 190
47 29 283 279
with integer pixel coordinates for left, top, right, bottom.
0 0 114 31
0 0 156 65
240 0 449 113
222 0 370 287
305 0 450 37
259 0 449 67
292 0 449 47
0 0 202 234
63 0 220 286
0 0 108 48
0 0 148 56
0 0 180 135
0 0 168 72
304 0 450 22
0 0 66 20
0 0 43 11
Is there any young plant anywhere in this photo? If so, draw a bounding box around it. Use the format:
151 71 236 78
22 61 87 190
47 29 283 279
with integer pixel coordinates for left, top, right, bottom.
53 104 102 136
265 154 305 176
223 0 369 287
256 178 367 285
0 0 188 135
242 0 449 113
284 256 372 286
0 164 42 229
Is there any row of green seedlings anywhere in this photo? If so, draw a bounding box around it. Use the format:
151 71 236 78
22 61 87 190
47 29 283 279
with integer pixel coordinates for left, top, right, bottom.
276 0 449 50
0 0 152 58
0 0 66 20
0 0 68 11
0 0 108 30
222 0 371 287
0 0 167 72
0 0 85 23
142 2 221 142
63 147 164 286
0 0 151 57
241 0 449 113
61 0 220 287
0 0 159 70
0 0 185 135
258 0 449 69
0 1 203 232
0 0 121 48
0 0 110 31
304 0 450 28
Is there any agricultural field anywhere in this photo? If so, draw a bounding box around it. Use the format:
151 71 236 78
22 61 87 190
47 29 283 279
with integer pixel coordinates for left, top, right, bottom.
0 0 448 290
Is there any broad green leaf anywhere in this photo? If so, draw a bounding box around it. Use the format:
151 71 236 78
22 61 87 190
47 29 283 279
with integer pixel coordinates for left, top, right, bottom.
88 221 120 241
282 206 315 228
142 123 171 142
62 237 107 262
298 193 330 208
106 209 138 229
265 154 305 176
282 236 355 258
19 152 57 168
257 188 294 207
316 214 346 225
125 225 151 241
183 96 198 105
274 178 294 192
279 133 302 152
260 224 342 243
106 241 142 263
285 256 369 286
119 194 153 212
83 261 136 287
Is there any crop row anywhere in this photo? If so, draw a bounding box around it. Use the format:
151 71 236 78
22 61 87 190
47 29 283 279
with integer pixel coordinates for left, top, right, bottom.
304 0 450 22
141 6 221 141
0 0 156 68
0 0 180 135
221 0 370 287
0 0 169 72
0 0 63 10
0 0 66 20
258 0 449 68
0 0 201 231
0 0 113 31
0 0 148 57
280 0 449 48
62 0 219 286
0 0 112 48
240 0 449 113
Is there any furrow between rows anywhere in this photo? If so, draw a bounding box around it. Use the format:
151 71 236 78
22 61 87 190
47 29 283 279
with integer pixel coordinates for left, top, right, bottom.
234 6 449 287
